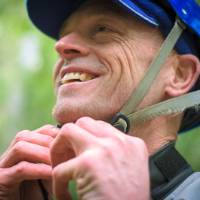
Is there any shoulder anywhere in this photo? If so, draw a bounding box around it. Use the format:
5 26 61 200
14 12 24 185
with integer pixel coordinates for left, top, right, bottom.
164 172 200 200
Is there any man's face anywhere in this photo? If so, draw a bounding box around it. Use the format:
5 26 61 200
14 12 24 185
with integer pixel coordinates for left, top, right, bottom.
53 0 164 125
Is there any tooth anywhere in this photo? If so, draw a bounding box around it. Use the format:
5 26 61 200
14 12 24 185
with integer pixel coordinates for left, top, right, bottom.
85 74 90 81
61 73 71 84
61 72 95 84
74 72 81 79
67 73 73 80
86 74 95 81
61 75 68 84
80 73 87 81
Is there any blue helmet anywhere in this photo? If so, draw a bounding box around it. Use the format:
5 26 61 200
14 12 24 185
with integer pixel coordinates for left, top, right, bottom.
26 0 200 55
26 0 200 133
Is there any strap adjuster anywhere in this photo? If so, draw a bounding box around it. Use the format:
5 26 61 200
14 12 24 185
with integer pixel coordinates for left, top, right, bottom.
111 113 130 133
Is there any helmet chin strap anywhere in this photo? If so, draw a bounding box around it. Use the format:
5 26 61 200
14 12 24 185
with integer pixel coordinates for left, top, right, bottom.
111 19 200 133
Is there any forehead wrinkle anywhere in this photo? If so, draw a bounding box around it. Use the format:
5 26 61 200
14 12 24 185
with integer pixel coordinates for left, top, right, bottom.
60 0 163 49
60 6 129 37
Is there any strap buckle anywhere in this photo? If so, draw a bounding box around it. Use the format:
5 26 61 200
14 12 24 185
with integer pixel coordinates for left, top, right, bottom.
111 113 130 133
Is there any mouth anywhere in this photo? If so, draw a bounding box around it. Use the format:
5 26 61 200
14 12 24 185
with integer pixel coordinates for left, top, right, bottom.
60 72 96 84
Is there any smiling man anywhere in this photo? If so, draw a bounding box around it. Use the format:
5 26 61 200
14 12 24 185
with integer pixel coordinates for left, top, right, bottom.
53 0 165 129
0 0 200 200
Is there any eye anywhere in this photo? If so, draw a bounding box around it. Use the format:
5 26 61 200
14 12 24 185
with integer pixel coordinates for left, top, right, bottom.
96 25 109 32
89 23 118 43
94 25 112 34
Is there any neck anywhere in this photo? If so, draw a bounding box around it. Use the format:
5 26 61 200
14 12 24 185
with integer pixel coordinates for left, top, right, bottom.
129 115 182 155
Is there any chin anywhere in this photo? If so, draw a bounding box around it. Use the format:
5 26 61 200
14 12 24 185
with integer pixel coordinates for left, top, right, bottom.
52 103 83 124
52 99 119 125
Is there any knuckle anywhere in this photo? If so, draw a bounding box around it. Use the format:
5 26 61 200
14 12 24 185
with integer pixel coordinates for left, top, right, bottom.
102 137 125 151
81 156 94 171
131 137 148 155
40 124 55 130
81 149 108 170
15 161 28 175
76 117 90 126
100 142 115 158
61 123 74 136
36 125 56 136
13 141 27 156
15 130 29 142
101 139 114 150
62 123 72 131
43 124 54 128
133 137 146 148
114 136 126 147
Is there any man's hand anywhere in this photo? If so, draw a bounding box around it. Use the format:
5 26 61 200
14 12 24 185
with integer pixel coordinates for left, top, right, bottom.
51 117 150 200
0 125 58 200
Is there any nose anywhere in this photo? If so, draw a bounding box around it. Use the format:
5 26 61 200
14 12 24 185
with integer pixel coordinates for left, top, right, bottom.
55 33 90 60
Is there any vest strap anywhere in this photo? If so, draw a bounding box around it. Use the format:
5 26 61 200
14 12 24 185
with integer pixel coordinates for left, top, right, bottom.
150 143 193 200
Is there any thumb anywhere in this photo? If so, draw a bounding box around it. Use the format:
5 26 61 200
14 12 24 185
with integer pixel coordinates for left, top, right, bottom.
53 158 78 200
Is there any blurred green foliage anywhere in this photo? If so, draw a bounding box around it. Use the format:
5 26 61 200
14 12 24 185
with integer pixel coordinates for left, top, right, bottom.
0 0 200 180
0 0 57 152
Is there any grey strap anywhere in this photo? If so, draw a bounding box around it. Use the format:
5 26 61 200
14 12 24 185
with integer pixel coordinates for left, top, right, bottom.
127 90 200 125
113 19 200 130
120 19 186 115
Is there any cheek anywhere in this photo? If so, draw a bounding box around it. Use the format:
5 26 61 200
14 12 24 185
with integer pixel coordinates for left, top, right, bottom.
53 59 63 81
96 36 144 97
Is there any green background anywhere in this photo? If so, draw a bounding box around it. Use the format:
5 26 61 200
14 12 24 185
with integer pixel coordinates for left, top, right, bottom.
0 2 200 197
0 0 56 152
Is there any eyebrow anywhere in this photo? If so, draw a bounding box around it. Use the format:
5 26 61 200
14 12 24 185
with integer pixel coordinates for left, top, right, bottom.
59 1 132 38
59 12 124 36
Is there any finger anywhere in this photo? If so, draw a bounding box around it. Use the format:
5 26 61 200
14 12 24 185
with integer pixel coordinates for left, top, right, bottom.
0 126 58 163
14 131 54 147
76 117 123 138
76 117 108 137
50 123 96 166
0 141 51 168
8 125 59 149
2 130 32 154
35 125 59 138
0 162 52 186
60 123 96 151
53 159 78 200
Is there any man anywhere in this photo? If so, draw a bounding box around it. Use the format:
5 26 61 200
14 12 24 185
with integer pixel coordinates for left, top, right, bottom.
0 0 200 199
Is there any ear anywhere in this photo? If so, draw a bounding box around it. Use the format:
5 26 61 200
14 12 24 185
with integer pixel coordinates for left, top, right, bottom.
165 54 200 97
